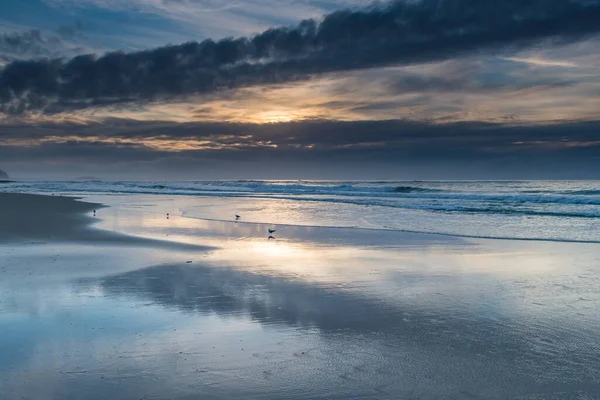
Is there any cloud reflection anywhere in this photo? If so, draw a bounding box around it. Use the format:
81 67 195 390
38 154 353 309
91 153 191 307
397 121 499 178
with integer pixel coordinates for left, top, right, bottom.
98 259 600 389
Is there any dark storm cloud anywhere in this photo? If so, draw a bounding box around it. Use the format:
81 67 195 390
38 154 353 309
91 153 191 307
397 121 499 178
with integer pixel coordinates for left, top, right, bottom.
3 118 600 158
2 0 600 113
3 118 600 178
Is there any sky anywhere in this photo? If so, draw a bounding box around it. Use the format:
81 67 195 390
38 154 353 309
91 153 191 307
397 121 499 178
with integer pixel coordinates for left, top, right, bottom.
1 0 600 179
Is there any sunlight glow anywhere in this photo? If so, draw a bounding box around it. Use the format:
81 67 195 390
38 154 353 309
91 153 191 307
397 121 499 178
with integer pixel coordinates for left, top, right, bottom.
253 111 298 124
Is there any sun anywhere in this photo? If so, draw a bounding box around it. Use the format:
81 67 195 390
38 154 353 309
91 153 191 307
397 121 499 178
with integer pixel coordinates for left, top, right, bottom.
255 110 296 123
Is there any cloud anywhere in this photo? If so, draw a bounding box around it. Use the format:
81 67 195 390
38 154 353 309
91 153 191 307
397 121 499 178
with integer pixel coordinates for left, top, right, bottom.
504 56 578 68
14 56 593 125
3 117 600 179
1 30 64 63
0 28 88 68
42 0 368 37
55 21 85 39
2 0 600 114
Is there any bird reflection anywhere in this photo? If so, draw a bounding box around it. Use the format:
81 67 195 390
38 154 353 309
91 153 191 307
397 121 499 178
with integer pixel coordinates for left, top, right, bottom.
268 235 275 240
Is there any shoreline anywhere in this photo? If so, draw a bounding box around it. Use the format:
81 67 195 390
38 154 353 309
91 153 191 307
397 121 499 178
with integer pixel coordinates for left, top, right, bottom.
2 191 597 247
182 214 600 245
2 179 600 243
1 192 599 399
0 193 212 251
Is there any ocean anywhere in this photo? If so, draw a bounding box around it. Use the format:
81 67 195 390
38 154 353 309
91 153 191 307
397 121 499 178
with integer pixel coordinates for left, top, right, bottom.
3 180 600 243
3 181 600 399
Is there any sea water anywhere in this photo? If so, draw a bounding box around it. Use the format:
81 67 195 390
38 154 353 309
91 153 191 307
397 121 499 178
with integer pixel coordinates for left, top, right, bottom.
3 180 600 242
2 181 600 399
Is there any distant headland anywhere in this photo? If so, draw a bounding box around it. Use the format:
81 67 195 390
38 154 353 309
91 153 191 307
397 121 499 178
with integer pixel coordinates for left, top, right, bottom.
0 169 10 182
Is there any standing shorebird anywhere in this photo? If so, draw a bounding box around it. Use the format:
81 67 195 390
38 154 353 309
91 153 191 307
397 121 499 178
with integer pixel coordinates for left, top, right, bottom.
268 229 276 234
235 214 240 220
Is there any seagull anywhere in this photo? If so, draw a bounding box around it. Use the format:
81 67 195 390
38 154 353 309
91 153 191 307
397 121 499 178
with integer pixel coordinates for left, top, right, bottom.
268 229 276 234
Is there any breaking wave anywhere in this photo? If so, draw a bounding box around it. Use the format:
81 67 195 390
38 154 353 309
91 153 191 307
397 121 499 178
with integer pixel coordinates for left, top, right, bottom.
3 180 600 242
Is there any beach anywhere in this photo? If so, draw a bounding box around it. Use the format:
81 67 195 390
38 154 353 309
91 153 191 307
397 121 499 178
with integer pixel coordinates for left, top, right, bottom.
1 191 600 399
3 0 600 397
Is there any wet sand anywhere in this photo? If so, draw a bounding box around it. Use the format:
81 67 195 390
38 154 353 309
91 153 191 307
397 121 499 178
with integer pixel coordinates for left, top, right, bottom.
0 193 211 250
1 194 600 399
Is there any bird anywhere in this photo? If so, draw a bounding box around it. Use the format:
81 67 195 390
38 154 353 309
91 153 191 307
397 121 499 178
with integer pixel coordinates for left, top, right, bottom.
167 213 170 219
235 214 240 220
268 229 276 234
268 235 275 240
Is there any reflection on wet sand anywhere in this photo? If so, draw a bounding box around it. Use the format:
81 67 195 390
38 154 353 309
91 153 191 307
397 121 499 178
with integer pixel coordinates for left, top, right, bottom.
2 195 600 399
98 260 600 398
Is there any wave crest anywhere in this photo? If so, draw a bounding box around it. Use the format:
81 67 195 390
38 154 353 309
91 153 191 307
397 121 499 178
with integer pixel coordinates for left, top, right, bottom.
392 186 439 193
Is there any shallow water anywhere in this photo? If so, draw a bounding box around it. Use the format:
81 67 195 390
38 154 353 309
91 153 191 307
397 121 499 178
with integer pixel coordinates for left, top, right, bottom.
1 196 600 399
4 180 600 242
